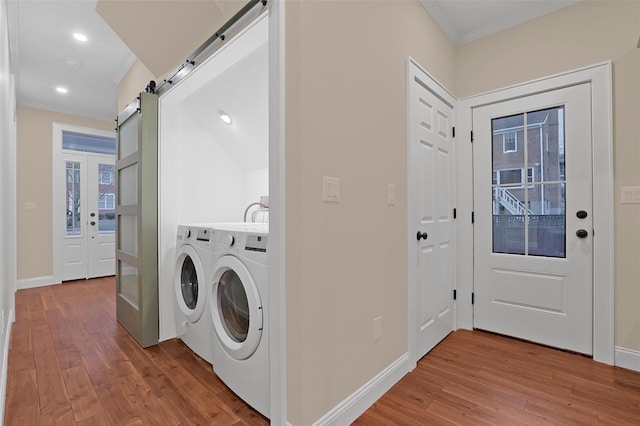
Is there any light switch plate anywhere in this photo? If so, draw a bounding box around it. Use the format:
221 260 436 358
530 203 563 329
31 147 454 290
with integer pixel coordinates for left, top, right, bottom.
24 202 36 211
621 186 640 204
322 176 340 202
373 316 382 342
387 184 396 206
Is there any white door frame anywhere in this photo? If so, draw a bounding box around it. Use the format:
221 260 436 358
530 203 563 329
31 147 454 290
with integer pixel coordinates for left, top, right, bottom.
456 62 614 364
52 123 116 284
406 57 458 369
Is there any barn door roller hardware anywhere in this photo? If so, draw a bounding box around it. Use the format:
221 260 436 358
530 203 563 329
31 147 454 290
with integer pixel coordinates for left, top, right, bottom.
154 0 268 95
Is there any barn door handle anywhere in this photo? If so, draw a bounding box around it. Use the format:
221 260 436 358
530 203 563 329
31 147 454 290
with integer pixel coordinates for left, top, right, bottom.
416 231 428 241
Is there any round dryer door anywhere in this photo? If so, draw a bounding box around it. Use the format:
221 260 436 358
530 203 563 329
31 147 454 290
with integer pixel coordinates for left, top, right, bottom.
175 245 207 322
211 255 263 360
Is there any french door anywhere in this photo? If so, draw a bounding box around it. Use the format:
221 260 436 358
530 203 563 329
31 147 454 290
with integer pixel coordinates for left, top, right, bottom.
62 152 116 280
473 83 593 354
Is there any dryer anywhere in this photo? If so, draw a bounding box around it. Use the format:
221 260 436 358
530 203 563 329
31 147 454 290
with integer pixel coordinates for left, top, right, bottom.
174 224 217 364
208 223 269 418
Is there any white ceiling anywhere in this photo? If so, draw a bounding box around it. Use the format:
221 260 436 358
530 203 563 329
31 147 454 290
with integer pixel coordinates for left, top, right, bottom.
11 0 578 122
420 0 578 45
14 0 135 121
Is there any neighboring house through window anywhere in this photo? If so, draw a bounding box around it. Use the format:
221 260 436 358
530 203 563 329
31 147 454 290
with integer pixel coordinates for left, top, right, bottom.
503 131 517 153
100 170 113 185
494 167 534 187
99 193 115 210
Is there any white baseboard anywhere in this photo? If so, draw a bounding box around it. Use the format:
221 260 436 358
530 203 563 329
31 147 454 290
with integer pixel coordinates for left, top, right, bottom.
615 346 640 373
0 309 14 426
17 275 59 290
312 353 410 426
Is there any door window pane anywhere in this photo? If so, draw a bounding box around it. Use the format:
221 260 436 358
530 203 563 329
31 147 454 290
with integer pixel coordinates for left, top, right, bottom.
118 163 138 205
118 215 138 256
63 131 115 155
528 183 566 257
492 106 566 258
118 261 139 309
118 115 139 159
98 164 116 234
66 161 81 236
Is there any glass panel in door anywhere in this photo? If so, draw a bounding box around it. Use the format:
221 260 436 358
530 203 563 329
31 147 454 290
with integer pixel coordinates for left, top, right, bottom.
66 161 81 236
491 106 566 258
98 164 116 234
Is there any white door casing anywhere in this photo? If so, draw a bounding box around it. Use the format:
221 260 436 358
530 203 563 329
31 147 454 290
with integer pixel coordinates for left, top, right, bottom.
455 62 614 364
473 83 593 354
407 58 456 365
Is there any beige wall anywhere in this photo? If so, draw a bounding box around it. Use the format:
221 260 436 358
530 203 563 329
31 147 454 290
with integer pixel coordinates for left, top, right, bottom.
108 0 639 423
285 1 455 424
455 0 640 351
118 59 157 112
16 106 113 280
97 0 244 78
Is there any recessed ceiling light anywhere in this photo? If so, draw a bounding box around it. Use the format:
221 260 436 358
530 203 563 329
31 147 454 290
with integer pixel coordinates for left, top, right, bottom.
56 87 68 94
219 112 232 125
73 33 88 42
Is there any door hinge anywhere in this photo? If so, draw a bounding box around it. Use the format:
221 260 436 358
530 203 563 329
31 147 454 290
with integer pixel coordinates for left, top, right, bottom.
453 289 457 300
471 211 475 224
471 292 475 305
470 130 474 143
452 126 456 138
453 208 457 219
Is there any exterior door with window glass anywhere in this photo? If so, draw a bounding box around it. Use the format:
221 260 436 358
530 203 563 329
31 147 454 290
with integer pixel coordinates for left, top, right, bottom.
63 152 116 280
88 155 116 278
473 83 593 354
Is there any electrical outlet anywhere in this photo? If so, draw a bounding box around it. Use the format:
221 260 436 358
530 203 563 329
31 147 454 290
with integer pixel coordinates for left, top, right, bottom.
373 316 382 342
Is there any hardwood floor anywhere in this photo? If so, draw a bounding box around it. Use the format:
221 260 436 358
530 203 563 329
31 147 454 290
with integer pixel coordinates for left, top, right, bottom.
6 278 640 425
5 277 268 425
355 329 640 425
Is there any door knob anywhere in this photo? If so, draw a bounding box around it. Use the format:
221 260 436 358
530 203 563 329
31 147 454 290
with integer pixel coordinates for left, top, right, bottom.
416 231 428 241
90 221 96 226
90 212 96 217
576 229 589 239
576 210 588 219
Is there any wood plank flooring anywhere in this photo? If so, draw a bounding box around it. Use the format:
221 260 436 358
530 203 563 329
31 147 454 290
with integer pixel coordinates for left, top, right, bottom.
355 329 640 425
6 277 640 425
5 277 268 425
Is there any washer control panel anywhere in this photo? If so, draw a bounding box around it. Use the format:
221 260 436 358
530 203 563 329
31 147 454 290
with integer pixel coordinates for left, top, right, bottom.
245 235 267 253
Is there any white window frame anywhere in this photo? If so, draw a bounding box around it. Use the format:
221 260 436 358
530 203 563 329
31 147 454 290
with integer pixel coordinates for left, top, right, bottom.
503 131 517 153
99 193 115 210
495 167 534 188
99 170 113 185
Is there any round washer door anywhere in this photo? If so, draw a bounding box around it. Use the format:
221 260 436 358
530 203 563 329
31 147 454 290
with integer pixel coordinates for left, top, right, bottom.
175 244 207 322
210 255 263 360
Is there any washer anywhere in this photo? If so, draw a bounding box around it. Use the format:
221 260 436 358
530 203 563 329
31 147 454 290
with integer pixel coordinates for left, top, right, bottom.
208 223 269 418
174 224 216 364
